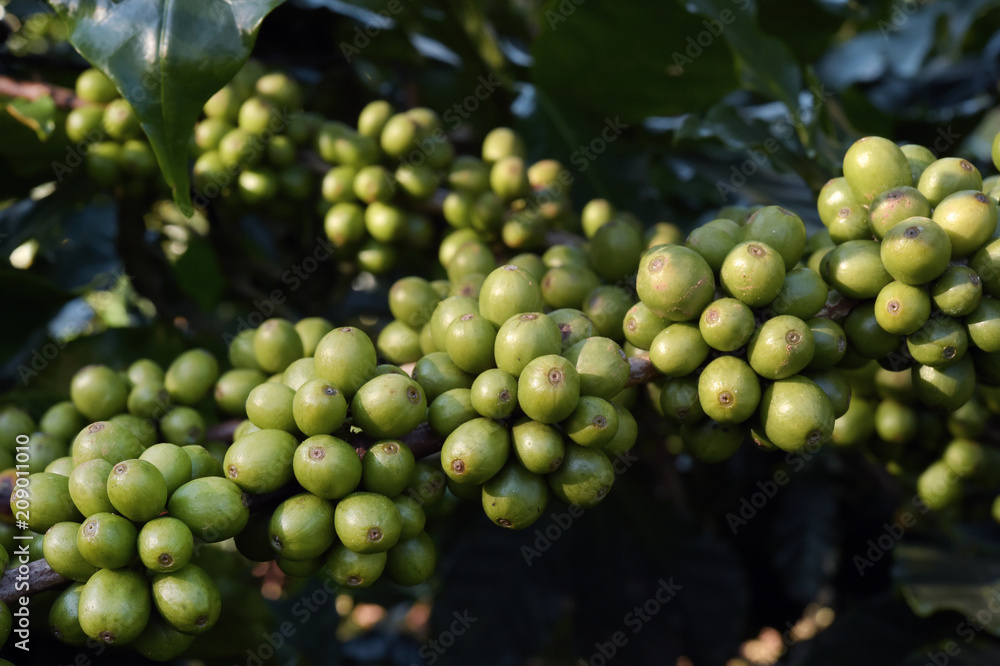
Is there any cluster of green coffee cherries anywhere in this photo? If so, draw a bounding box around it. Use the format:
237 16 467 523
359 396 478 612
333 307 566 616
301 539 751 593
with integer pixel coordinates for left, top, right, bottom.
626 131 1000 517
0 329 463 660
809 133 1000 515
64 68 159 191
189 60 318 218
0 352 257 660
191 59 625 274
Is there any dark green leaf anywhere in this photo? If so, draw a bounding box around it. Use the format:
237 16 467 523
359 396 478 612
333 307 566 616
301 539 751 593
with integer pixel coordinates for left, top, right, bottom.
897 638 1000 666
685 0 803 110
769 460 839 605
894 541 1000 638
5 95 57 140
0 177 98 264
0 270 73 379
48 0 287 215
172 235 225 312
531 0 740 123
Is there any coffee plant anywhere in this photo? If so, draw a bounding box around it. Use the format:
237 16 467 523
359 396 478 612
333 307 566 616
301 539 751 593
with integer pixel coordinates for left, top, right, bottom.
1 0 1000 664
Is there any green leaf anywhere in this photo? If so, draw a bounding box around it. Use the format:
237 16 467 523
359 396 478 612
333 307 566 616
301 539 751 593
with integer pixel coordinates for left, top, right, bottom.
5 95 57 140
48 0 286 215
531 0 740 123
895 541 1000 637
769 461 839 605
171 235 225 312
684 0 803 110
0 270 73 378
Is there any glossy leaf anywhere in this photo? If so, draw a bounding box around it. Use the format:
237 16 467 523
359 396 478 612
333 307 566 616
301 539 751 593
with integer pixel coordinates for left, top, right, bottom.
5 95 57 140
895 542 1000 638
172 235 225 312
48 0 286 215
685 0 803 110
531 0 740 123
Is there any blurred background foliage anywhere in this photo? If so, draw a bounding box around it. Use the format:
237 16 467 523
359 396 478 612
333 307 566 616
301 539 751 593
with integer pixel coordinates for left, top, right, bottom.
2 0 1000 663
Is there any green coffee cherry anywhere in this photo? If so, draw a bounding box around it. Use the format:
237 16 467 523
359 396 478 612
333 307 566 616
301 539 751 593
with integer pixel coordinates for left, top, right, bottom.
681 419 746 463
931 266 982 317
649 323 709 377
78 568 150 645
563 336 630 400
874 282 931 335
139 444 193 498
637 245 715 320
842 136 912 202
68 459 114 517
167 476 249 542
517 355 581 424
843 302 902 360
293 435 361 500
931 190 998 258
138 517 194 572
482 462 548 529
623 302 667 350
698 356 760 424
562 396 619 447
901 144 936 182
747 315 815 380
386 532 436 586
826 239 893 298
254 319 304 374
70 365 128 421
470 369 519 420
698 298 755 352
293 378 347 437
50 583 88 646
77 512 138 569
269 493 335 562
804 369 852 418
76 68 118 103
107 459 167 522
325 544 387 588
583 286 633 341
246 382 297 433
758 376 835 452
351 374 427 439
445 312 498 374
720 241 786 307
817 177 859 227
314 327 377 398
906 317 968 367
159 406 206 446
868 186 931 239
770 268 828 321
547 444 613 508
511 418 565 473
43 522 99 582
441 417 510 484
334 492 402 554
428 389 478 436
412 351 475 402
152 563 221 634
918 157 982 207
17 472 82 532
361 440 416 497
660 376 704 424
912 357 975 411
742 206 807 271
